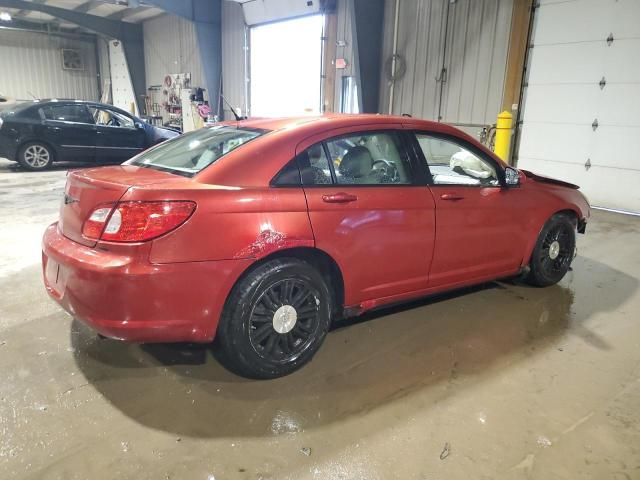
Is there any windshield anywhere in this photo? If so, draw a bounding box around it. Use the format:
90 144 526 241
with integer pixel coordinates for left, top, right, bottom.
126 126 268 177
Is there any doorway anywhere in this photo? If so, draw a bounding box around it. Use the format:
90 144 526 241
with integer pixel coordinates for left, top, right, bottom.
250 15 324 117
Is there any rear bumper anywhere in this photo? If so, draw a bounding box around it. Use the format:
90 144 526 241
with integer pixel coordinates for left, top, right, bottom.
42 223 251 343
0 137 17 160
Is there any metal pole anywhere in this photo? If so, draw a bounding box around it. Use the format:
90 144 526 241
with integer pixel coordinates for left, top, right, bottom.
494 111 513 161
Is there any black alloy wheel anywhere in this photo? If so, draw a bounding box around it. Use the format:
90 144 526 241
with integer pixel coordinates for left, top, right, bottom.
215 258 332 379
539 223 574 277
248 278 322 363
526 214 576 287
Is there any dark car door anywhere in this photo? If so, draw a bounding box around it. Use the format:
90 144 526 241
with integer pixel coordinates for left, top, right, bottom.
410 131 526 288
296 126 436 309
40 103 96 161
88 106 146 163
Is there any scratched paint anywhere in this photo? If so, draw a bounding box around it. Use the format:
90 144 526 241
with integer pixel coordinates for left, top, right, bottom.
234 228 313 259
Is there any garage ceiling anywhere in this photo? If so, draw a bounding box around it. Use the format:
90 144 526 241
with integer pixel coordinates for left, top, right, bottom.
0 0 164 30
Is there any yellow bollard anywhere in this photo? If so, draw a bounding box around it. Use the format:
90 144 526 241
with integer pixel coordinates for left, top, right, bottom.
494 110 513 163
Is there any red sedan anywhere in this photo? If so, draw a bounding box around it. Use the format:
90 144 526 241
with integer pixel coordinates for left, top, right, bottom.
42 115 590 378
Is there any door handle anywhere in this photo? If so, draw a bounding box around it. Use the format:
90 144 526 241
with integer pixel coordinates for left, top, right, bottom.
322 192 358 203
440 193 464 201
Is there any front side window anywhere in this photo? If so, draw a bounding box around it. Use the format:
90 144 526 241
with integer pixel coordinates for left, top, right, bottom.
126 126 267 177
41 104 93 124
89 106 134 128
416 134 499 186
325 132 412 185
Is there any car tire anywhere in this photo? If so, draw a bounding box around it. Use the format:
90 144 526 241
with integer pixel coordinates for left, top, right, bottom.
215 258 333 379
18 142 54 171
526 214 576 287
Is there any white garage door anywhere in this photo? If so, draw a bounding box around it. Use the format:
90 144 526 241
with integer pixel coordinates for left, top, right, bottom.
517 0 640 213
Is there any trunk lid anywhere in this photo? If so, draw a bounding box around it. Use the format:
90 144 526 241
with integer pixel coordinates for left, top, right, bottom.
60 165 186 247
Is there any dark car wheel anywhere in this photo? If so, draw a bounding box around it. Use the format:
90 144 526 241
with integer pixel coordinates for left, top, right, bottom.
215 258 333 379
526 214 576 287
18 142 54 171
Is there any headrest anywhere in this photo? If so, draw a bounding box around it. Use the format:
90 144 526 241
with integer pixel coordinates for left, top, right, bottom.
339 145 373 179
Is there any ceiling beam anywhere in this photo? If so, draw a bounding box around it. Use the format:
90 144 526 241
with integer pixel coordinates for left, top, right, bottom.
74 0 103 13
15 0 47 19
106 5 149 21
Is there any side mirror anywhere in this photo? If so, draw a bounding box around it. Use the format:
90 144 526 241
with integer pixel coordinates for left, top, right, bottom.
134 121 145 129
504 167 520 187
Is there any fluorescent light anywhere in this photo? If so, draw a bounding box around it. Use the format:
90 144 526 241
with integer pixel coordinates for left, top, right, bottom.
0 12 11 21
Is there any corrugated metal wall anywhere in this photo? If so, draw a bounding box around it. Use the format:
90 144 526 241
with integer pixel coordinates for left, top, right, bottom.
222 0 248 120
143 14 205 101
0 29 99 101
378 0 512 126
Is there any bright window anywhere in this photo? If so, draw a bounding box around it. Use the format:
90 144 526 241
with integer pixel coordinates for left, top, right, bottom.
250 15 324 117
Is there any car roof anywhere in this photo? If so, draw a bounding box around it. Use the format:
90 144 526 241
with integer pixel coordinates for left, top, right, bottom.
198 113 500 187
224 113 442 133
15 99 137 118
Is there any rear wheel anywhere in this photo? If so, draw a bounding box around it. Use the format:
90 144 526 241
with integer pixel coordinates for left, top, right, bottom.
215 258 332 379
18 142 54 171
526 214 576 287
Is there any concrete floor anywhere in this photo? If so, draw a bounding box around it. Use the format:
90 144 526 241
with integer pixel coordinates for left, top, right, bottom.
1 157 639 480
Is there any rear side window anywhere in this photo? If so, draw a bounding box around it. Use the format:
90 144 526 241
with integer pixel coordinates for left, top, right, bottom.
126 125 268 177
41 104 93 124
299 144 333 185
271 160 301 186
326 132 413 185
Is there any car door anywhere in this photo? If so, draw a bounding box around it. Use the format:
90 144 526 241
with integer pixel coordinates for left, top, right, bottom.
88 106 146 163
410 131 526 287
297 126 436 308
40 103 96 161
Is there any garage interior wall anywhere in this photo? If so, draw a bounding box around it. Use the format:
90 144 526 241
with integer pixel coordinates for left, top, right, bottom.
379 0 513 130
142 13 206 121
0 29 99 102
221 0 248 120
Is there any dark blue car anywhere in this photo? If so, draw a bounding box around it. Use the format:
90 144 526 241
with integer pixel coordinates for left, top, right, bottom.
0 99 179 170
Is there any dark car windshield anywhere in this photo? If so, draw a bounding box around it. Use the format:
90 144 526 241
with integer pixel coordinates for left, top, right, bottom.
126 126 268 177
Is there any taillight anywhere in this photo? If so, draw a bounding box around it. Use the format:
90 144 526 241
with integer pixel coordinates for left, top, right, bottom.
82 206 113 240
82 201 196 242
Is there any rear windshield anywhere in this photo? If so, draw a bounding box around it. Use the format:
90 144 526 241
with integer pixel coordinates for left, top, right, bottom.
126 125 268 177
0 101 38 115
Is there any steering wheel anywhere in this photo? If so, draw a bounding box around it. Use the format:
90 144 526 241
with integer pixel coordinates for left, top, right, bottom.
106 118 118 127
372 159 399 183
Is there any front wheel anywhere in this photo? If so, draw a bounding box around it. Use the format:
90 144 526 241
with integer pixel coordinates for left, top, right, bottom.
215 258 332 379
18 142 54 170
526 214 576 287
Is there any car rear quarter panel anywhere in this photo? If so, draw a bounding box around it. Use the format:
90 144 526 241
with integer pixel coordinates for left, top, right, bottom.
122 184 315 264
